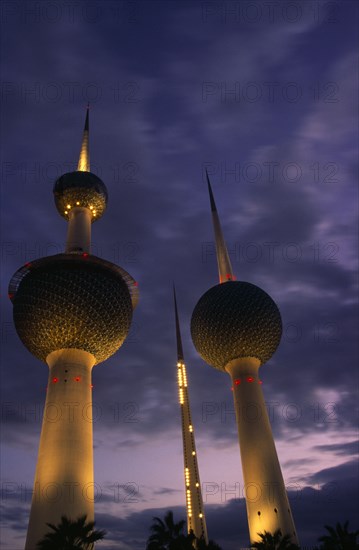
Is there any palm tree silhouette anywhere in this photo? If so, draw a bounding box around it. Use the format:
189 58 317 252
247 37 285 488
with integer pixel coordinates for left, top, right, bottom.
318 521 359 550
146 510 223 549
146 510 187 549
196 536 223 549
36 514 106 550
251 529 299 550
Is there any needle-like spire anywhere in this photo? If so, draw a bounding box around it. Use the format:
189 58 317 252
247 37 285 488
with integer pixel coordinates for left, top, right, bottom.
173 285 209 544
206 170 235 283
173 284 184 361
77 104 90 172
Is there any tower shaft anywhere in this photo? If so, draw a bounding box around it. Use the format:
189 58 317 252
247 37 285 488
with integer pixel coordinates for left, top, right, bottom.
174 290 208 543
66 206 92 253
178 361 208 543
25 349 96 550
225 357 298 544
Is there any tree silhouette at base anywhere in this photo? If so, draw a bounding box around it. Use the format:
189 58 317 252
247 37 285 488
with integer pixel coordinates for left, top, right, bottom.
36 514 106 550
146 510 222 549
196 536 223 550
146 510 187 549
251 529 299 550
318 521 359 550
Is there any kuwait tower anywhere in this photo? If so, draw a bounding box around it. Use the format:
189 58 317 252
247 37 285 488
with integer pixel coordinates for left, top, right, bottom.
190 173 298 545
8 107 138 550
174 287 208 544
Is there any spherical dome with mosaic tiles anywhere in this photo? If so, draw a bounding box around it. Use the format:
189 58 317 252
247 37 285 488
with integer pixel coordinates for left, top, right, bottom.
191 281 282 371
53 171 108 221
8 254 138 364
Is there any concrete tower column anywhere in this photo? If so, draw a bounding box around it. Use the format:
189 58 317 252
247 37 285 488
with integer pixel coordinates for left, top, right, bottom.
66 207 92 253
25 349 96 550
225 358 298 544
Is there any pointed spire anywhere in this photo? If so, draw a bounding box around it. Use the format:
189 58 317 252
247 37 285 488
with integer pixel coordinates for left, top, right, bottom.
206 170 235 283
206 170 217 213
173 285 184 361
77 104 90 172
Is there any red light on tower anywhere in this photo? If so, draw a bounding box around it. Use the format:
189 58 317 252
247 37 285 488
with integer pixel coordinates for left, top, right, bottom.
246 376 254 383
234 379 241 385
52 377 59 383
74 376 81 382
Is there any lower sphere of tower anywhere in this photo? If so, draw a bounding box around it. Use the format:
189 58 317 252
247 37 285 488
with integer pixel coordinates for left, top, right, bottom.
190 281 282 371
11 255 133 364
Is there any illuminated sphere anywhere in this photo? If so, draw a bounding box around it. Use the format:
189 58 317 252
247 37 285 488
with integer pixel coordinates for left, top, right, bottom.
191 281 282 371
9 254 133 364
54 171 108 221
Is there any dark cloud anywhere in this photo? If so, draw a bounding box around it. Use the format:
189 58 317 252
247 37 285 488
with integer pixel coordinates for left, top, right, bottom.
304 460 359 485
153 487 181 496
312 440 359 456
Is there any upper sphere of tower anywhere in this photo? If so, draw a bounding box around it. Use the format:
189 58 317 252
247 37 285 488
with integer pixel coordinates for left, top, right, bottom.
9 254 136 364
54 171 108 221
190 281 282 371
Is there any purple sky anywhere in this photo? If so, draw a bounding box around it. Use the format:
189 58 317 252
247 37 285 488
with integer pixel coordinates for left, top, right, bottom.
1 1 358 549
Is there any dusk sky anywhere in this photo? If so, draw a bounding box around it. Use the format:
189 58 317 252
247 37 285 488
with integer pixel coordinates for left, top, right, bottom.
1 1 358 549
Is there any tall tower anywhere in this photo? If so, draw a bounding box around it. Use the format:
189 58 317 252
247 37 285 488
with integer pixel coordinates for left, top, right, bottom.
8 107 139 550
190 173 298 545
174 288 208 544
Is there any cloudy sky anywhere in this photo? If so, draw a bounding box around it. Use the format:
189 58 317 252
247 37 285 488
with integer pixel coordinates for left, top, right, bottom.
1 1 358 548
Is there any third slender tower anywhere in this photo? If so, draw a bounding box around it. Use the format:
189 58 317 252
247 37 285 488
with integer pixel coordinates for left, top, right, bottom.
174 287 208 544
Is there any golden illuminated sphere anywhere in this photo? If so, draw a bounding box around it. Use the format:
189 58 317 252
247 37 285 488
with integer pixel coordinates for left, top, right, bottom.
191 281 282 371
53 171 107 221
9 254 136 364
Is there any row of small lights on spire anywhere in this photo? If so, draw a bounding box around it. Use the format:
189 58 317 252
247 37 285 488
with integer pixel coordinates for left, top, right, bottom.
64 203 97 216
177 361 188 405
230 377 262 390
185 468 203 519
185 467 192 517
178 366 196 449
177 362 188 384
179 364 203 520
